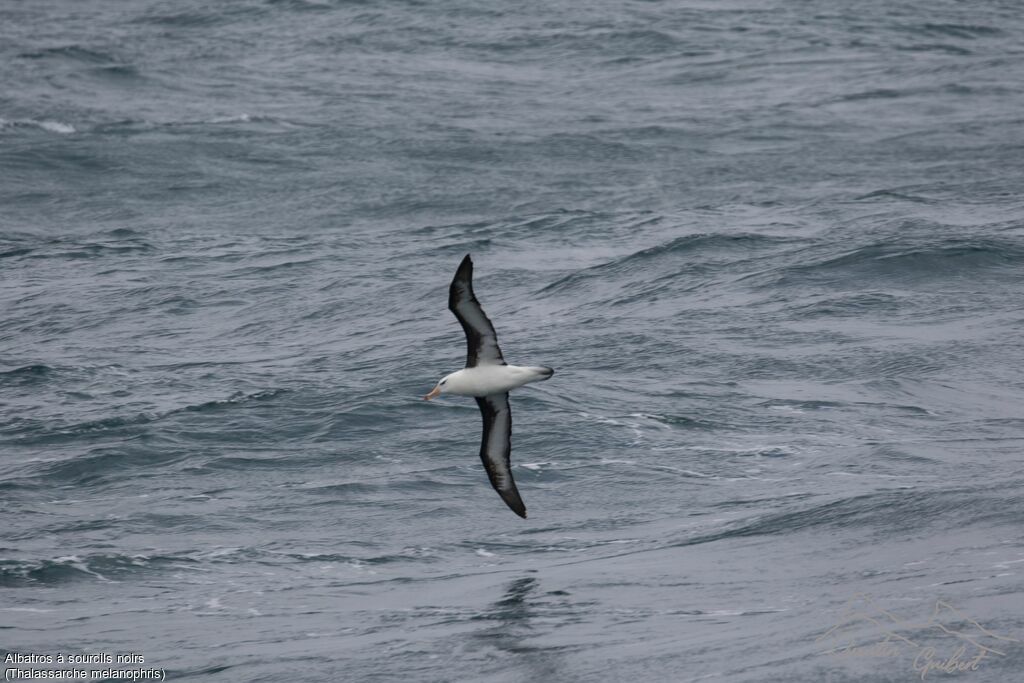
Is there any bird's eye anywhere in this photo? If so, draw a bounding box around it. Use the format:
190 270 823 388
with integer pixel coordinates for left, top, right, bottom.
440 380 447 386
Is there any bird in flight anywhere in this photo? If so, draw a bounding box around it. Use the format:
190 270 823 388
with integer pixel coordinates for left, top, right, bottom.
424 255 554 518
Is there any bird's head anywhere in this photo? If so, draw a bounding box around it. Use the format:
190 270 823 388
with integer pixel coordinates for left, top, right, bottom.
424 373 455 400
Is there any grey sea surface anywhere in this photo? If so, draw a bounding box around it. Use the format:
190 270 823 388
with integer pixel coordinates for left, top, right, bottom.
3 1 1024 681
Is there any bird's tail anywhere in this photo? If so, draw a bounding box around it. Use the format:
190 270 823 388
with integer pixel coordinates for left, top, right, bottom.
529 366 554 381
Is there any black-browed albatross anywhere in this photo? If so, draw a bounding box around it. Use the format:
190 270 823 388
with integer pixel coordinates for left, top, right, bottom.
424 254 554 518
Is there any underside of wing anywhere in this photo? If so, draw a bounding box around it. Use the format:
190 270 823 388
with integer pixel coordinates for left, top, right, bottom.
449 254 505 367
475 393 526 518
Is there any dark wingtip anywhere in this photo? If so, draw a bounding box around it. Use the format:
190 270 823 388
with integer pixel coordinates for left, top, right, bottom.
450 254 475 310
453 254 473 282
501 491 527 518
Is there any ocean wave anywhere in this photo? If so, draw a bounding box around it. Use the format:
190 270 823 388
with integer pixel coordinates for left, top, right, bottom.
266 0 335 11
457 27 684 57
89 64 143 80
2 389 289 449
853 188 934 203
7 233 154 260
5 414 154 446
787 291 904 318
765 236 1024 288
0 364 54 386
0 117 75 134
25 446 188 486
539 232 800 294
2 230 285 263
914 22 1003 39
17 45 117 63
129 8 259 27
896 43 973 56
183 388 289 413
677 486 1013 547
90 113 295 136
0 553 193 587
0 246 33 259
0 544 445 587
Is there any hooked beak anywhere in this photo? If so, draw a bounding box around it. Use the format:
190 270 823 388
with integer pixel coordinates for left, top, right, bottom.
424 385 442 401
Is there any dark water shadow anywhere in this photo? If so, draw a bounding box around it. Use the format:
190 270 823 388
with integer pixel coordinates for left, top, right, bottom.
470 575 571 680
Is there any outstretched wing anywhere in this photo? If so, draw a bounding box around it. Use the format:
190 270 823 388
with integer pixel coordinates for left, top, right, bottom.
475 393 526 518
449 254 505 367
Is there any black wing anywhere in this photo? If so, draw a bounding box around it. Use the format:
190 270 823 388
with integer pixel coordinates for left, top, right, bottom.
449 254 505 367
475 393 526 518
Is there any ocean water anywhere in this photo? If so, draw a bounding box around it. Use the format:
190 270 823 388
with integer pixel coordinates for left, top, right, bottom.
3 0 1024 681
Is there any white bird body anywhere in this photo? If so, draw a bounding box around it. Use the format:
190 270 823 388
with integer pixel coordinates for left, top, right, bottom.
435 365 553 397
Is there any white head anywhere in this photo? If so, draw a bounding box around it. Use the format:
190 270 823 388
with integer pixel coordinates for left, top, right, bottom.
424 372 458 400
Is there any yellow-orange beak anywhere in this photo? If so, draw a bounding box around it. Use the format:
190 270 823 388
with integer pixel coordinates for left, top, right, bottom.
424 385 442 401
